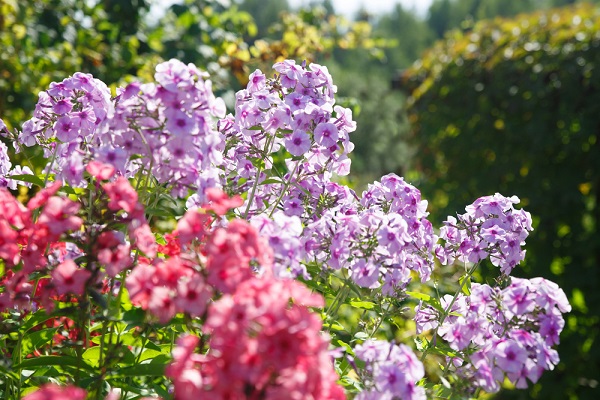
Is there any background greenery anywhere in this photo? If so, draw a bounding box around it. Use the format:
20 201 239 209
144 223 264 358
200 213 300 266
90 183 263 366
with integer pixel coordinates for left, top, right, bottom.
1 0 598 398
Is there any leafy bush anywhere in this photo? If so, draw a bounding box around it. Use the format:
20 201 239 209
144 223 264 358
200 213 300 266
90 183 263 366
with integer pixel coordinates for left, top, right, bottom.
403 4 600 399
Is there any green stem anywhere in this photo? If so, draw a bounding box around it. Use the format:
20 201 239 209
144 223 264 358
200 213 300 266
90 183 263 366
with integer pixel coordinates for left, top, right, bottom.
243 134 273 219
420 262 480 362
268 160 300 218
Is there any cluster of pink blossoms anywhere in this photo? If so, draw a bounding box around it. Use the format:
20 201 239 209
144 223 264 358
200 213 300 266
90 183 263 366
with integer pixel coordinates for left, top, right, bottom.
166 276 344 399
0 161 158 313
0 182 84 311
414 277 571 394
435 193 533 274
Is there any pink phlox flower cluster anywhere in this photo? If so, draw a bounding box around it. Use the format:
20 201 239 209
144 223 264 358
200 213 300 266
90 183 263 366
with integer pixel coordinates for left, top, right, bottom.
0 184 87 312
23 383 87 400
23 384 161 400
166 276 344 399
220 60 356 217
435 193 533 274
205 219 274 294
126 255 213 324
303 174 436 294
0 141 33 189
97 175 157 258
354 339 426 400
414 277 571 393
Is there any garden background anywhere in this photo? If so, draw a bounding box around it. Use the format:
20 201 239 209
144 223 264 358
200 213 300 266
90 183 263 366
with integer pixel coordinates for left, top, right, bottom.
0 0 598 398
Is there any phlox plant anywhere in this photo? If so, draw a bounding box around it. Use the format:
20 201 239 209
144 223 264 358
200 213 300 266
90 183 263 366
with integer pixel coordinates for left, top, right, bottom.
0 58 570 400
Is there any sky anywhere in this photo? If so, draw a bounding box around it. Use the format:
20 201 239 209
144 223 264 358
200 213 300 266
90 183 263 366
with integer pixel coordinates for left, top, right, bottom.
288 0 433 18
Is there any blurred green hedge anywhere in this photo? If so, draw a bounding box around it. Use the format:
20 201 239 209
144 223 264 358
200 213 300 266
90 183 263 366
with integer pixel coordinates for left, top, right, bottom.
403 4 600 399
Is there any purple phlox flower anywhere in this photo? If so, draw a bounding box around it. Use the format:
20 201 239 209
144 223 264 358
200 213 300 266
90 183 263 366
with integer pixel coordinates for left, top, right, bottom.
284 129 311 156
494 339 528 374
54 115 78 142
529 277 572 313
377 214 411 254
502 281 535 317
247 69 266 92
283 195 304 217
61 151 86 187
351 258 380 289
313 122 339 147
334 105 357 132
165 108 198 136
414 301 439 334
381 264 411 296
155 59 192 92
52 98 73 115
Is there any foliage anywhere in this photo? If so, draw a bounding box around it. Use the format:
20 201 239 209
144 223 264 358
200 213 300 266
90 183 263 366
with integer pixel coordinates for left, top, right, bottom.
403 4 600 399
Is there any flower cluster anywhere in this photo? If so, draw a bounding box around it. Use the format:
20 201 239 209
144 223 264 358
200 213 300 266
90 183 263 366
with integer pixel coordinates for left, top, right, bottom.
0 183 84 312
435 193 533 274
414 277 571 393
354 339 426 400
11 72 113 186
218 60 356 217
166 277 344 399
9 60 225 198
103 59 226 198
0 140 33 189
0 59 571 400
303 174 436 293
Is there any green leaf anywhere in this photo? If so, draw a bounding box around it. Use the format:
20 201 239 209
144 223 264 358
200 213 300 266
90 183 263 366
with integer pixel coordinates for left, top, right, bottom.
19 328 57 357
82 346 102 367
336 339 353 354
349 300 376 310
414 336 427 352
111 362 167 377
406 291 432 302
8 174 45 187
459 275 471 296
20 310 55 333
323 322 345 331
260 178 283 185
13 356 94 372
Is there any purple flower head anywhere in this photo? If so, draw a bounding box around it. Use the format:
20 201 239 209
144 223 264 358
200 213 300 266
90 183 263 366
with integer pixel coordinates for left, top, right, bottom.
284 129 311 156
355 340 425 400
313 122 339 147
247 69 266 92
